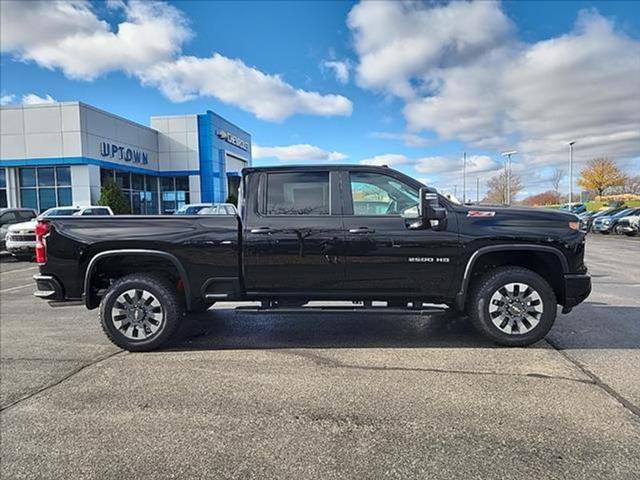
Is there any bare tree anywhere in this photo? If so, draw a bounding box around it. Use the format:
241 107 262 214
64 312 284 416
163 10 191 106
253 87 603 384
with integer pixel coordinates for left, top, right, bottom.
550 168 564 203
484 170 523 204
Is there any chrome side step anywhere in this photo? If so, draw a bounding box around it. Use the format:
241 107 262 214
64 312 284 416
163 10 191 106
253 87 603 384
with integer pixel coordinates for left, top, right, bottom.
234 306 448 315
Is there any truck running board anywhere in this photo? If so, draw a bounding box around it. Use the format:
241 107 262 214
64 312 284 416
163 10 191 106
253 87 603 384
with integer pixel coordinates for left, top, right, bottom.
235 304 449 315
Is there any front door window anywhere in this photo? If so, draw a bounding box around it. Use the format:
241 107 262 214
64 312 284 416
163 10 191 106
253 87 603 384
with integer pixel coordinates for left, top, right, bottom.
349 172 419 217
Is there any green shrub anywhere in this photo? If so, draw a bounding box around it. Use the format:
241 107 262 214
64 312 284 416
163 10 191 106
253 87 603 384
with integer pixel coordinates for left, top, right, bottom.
98 178 131 214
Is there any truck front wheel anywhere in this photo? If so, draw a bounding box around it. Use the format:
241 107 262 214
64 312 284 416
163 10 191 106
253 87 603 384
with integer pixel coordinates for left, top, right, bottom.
99 274 183 352
467 267 557 347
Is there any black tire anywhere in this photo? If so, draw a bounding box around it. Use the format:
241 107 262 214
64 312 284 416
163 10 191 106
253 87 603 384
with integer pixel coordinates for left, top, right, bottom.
613 225 624 235
467 266 557 347
99 274 183 352
624 231 637 237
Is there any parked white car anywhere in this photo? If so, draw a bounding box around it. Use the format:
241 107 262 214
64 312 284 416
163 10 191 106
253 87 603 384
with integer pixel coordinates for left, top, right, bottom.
616 213 640 236
173 203 214 215
197 203 237 215
5 206 113 259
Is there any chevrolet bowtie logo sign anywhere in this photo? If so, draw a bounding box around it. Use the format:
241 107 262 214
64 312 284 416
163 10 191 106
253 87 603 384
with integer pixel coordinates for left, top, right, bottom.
216 129 249 151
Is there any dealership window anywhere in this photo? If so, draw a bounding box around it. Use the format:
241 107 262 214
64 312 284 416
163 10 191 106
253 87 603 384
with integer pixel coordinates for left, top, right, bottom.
101 168 160 214
100 168 186 214
160 176 190 214
18 166 72 213
0 169 7 208
265 172 330 215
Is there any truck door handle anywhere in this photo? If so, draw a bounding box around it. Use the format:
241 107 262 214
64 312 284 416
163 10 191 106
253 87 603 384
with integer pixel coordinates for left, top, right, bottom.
250 227 272 234
349 227 375 234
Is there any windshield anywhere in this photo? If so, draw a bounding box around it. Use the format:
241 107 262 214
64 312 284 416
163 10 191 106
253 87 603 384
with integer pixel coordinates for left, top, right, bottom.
42 208 80 217
612 208 633 218
175 205 209 215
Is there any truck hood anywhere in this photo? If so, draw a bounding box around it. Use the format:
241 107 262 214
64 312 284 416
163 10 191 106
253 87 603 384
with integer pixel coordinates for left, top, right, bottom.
7 220 37 233
461 205 578 223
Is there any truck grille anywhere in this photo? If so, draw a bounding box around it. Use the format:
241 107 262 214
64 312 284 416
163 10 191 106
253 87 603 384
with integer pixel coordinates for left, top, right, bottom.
9 234 36 241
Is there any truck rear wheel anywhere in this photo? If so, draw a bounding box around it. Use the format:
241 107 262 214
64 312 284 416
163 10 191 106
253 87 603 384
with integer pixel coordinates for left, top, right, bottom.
467 266 557 347
99 274 183 352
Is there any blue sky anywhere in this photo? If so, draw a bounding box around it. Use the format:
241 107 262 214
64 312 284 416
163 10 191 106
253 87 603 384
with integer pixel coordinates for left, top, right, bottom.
1 0 639 199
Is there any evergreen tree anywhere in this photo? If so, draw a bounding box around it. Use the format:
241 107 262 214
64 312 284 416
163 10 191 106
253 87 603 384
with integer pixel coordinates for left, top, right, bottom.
98 178 131 214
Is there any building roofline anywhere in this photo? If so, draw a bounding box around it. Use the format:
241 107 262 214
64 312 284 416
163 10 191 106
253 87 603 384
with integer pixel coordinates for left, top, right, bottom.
204 110 251 137
0 100 160 133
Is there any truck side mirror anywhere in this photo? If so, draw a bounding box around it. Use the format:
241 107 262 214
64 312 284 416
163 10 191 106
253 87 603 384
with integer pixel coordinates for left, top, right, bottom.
419 187 448 230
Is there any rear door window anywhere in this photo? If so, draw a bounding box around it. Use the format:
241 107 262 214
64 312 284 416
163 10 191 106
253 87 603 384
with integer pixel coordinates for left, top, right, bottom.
265 172 330 216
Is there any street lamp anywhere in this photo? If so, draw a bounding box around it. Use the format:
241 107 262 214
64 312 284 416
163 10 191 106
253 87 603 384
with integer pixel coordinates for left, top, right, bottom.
501 150 517 205
569 141 576 205
462 152 467 204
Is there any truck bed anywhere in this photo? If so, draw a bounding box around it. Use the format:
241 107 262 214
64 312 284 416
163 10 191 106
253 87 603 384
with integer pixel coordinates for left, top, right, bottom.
38 215 241 306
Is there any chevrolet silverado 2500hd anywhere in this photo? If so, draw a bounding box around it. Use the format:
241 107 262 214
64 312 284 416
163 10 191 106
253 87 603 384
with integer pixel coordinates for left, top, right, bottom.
33 165 591 351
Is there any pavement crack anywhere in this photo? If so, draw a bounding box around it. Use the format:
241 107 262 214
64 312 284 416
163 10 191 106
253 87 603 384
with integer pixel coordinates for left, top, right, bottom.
0 350 123 413
545 338 640 420
276 349 596 386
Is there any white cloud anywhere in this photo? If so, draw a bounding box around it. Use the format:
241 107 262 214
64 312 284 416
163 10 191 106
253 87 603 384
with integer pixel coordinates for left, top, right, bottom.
348 2 640 172
347 1 513 98
1 0 191 80
139 54 353 121
1 0 352 121
322 60 350 84
0 94 16 106
0 93 57 105
415 155 501 175
21 93 57 105
252 144 348 162
370 131 430 147
359 154 410 166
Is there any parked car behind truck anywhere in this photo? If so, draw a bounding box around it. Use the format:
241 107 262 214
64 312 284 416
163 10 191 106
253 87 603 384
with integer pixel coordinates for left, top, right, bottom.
0 208 37 251
6 206 112 259
33 165 591 351
592 208 640 234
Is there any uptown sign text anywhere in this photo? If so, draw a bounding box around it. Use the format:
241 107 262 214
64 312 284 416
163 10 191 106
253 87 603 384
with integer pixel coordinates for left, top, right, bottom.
99 142 149 165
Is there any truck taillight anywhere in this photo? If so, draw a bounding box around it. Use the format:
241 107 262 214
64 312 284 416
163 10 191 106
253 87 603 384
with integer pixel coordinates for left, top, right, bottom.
35 221 50 265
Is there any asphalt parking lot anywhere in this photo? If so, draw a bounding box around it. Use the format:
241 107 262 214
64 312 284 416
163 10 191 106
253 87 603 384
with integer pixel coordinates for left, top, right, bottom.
1 234 639 479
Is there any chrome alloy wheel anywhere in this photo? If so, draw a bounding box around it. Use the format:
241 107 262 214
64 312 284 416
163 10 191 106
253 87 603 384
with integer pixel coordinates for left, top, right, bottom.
111 289 164 340
488 282 544 335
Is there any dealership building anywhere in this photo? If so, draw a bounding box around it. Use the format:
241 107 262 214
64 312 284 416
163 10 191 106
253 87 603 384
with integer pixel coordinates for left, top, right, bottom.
0 101 252 213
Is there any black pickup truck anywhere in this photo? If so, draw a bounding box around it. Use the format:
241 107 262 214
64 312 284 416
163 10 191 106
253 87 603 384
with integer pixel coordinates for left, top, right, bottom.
33 165 591 351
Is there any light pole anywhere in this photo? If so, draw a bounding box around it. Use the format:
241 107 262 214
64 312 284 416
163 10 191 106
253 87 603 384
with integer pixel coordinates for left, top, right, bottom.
501 150 517 205
462 152 467 204
476 177 480 204
569 141 576 205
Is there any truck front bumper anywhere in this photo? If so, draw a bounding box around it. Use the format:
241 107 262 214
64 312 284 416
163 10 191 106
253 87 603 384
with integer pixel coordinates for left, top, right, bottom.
6 238 36 254
563 273 591 309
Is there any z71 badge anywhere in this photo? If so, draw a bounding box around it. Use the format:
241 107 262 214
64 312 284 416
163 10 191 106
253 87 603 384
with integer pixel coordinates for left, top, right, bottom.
408 257 450 263
467 210 496 217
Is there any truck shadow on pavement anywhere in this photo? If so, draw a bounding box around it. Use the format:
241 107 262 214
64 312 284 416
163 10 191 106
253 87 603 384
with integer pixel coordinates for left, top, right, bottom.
163 302 640 351
167 310 493 350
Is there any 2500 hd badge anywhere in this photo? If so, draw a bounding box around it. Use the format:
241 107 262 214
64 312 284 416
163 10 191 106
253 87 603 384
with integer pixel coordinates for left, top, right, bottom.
408 257 450 263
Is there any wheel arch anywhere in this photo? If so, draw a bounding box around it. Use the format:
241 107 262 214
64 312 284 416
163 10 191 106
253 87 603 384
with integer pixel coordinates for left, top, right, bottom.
84 249 191 310
455 245 568 311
